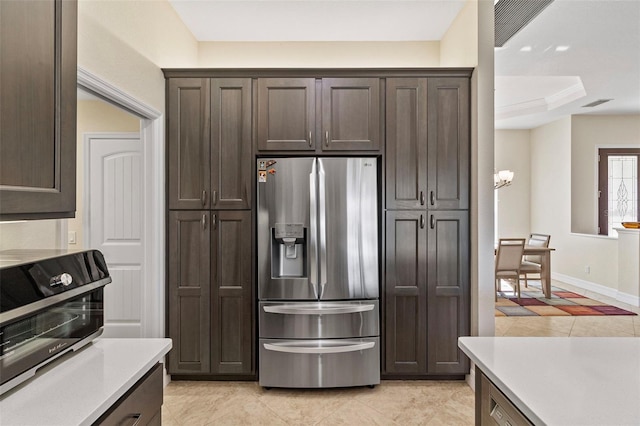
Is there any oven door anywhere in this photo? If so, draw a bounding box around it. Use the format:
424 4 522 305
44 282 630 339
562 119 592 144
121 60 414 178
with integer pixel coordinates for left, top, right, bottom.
0 288 105 393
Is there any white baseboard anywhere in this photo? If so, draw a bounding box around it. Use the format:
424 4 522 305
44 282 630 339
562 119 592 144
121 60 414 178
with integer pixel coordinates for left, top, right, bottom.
552 272 640 307
465 367 476 391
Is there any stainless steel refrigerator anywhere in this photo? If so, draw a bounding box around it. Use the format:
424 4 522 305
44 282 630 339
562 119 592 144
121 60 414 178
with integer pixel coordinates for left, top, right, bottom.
257 157 380 388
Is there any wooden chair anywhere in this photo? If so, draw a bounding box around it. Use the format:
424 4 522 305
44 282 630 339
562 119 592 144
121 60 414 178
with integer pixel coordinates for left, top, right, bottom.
520 233 551 288
495 238 526 301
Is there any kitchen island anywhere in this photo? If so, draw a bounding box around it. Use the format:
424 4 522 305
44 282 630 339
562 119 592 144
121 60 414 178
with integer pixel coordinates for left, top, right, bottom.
459 337 640 425
0 338 172 425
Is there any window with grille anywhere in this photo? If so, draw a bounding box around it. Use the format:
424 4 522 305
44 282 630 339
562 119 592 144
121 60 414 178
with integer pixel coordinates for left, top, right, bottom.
598 148 640 235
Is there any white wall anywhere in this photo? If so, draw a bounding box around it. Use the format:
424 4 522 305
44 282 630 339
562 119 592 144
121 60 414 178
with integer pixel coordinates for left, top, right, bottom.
199 41 441 67
531 117 619 292
571 115 640 234
495 130 531 238
440 0 478 67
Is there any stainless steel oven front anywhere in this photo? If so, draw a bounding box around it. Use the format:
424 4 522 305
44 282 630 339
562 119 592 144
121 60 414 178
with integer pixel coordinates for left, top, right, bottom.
0 250 111 395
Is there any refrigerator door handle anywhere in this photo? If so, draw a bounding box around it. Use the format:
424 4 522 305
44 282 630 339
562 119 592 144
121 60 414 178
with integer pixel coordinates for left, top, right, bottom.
309 161 319 298
263 341 375 354
317 161 328 297
263 303 375 315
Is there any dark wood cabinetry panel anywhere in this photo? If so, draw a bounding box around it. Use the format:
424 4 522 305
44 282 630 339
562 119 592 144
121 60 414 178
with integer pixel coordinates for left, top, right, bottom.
0 0 77 220
426 210 469 375
386 78 428 209
211 79 252 209
211 210 253 374
427 78 470 210
168 211 211 374
322 78 380 151
257 78 315 151
384 211 427 374
168 78 211 209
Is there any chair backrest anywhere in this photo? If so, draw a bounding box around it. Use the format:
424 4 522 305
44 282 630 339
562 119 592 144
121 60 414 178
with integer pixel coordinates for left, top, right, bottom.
524 233 550 263
496 238 526 272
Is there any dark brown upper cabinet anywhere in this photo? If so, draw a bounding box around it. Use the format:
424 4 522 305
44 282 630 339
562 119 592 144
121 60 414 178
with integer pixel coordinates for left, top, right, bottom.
168 78 211 210
426 210 469 375
386 78 428 210
211 79 252 209
0 0 77 220
321 78 380 151
427 78 470 210
384 210 427 375
257 78 316 151
168 210 212 375
168 78 252 210
257 77 381 152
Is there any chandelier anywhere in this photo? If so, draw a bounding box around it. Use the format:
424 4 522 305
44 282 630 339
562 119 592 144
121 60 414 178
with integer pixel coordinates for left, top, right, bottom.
494 170 514 189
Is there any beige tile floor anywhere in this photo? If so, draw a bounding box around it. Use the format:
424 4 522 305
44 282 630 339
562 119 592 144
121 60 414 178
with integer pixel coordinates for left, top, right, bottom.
163 280 639 425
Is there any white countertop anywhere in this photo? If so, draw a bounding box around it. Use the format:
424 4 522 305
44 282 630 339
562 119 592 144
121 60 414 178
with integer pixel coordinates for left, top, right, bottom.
459 337 640 426
0 338 172 426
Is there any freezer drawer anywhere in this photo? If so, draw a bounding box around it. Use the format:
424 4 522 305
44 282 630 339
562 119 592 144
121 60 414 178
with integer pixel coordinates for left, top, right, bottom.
259 300 379 339
259 337 380 388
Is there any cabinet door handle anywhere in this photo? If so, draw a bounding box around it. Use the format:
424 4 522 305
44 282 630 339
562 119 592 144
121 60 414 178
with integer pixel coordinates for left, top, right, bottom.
309 131 313 147
123 414 142 426
420 214 425 229
430 215 435 229
420 191 425 206
325 131 329 147
212 190 217 205
201 190 207 207
201 214 207 230
213 213 217 230
430 190 435 206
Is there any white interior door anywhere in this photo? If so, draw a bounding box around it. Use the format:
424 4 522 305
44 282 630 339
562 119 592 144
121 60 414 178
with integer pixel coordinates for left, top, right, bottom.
86 133 144 337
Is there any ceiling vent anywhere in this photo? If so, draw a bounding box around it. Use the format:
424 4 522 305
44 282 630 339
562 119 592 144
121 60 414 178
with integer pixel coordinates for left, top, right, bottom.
495 0 554 47
582 99 613 108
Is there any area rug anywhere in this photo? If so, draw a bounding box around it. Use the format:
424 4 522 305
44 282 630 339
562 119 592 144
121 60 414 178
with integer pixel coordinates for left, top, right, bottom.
495 281 638 317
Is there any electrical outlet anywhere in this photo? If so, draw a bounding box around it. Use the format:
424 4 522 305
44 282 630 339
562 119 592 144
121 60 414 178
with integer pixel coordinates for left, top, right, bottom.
68 231 76 245
585 265 590 274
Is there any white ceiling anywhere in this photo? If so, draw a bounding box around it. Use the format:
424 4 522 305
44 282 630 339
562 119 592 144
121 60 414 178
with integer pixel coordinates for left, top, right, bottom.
168 0 640 130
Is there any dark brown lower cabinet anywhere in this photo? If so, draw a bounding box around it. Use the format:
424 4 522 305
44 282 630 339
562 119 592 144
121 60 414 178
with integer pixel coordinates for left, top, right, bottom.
477 367 532 425
384 210 469 377
168 210 253 377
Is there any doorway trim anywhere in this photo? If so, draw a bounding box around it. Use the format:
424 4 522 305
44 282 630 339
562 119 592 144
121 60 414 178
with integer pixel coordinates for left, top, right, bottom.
77 67 164 339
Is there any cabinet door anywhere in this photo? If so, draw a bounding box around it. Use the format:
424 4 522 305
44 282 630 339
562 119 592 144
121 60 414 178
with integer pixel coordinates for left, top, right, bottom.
211 210 253 374
168 78 211 209
426 211 469 375
427 78 470 210
257 78 315 151
211 79 252 209
168 211 211 374
384 211 427 374
0 0 77 220
322 78 381 151
386 78 428 209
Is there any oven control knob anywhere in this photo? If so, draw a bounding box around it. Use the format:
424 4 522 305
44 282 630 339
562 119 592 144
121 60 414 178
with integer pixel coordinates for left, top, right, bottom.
50 273 73 287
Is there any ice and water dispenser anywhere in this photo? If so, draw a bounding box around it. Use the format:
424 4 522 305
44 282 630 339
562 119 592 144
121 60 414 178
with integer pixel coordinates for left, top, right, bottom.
271 223 306 278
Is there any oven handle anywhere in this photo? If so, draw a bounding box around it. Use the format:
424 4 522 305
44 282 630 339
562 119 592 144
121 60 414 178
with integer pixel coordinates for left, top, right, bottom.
263 341 375 354
263 304 375 315
0 278 111 325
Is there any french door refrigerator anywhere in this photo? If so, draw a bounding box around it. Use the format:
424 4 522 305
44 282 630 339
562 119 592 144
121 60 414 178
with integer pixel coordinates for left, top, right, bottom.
257 157 380 388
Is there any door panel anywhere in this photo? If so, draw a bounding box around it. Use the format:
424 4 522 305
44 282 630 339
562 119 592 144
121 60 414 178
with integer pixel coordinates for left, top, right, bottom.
87 135 143 338
211 210 253 374
318 158 378 300
168 78 210 209
168 211 211 374
211 78 252 209
384 211 427 374
322 78 380 151
257 157 317 300
427 78 469 210
426 211 469 375
386 78 428 209
257 78 315 151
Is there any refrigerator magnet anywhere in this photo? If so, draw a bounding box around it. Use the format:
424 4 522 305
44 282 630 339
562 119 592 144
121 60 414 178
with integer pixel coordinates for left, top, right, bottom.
258 170 267 182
